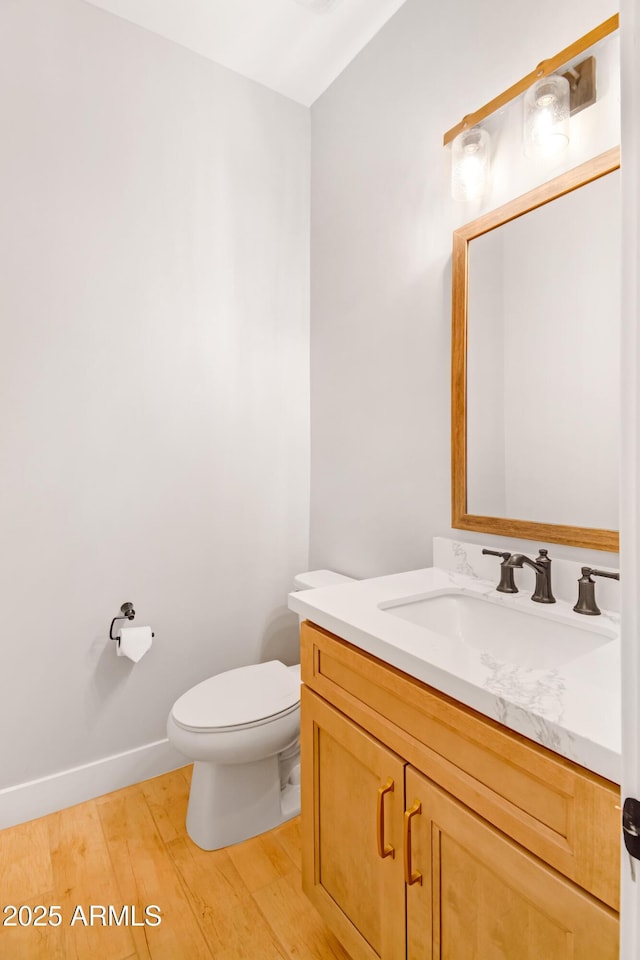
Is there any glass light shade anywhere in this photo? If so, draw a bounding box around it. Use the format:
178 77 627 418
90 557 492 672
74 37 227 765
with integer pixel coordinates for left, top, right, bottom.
524 74 570 158
451 127 491 202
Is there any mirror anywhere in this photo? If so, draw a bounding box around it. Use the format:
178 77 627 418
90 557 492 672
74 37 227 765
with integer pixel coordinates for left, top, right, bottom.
451 147 620 551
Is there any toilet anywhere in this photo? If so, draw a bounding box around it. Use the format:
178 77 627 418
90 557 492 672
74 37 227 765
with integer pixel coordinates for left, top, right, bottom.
166 569 354 850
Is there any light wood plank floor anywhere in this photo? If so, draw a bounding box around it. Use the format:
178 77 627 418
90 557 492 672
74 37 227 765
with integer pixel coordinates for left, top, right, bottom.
0 767 351 960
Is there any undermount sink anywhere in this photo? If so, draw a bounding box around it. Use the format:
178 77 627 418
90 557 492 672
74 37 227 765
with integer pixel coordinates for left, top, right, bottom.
379 591 615 671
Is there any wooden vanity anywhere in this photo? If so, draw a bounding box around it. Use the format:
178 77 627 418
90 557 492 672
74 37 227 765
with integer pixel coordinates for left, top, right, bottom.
300 620 620 960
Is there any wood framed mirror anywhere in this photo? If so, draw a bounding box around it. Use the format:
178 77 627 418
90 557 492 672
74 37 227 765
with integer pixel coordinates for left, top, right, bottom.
451 146 620 552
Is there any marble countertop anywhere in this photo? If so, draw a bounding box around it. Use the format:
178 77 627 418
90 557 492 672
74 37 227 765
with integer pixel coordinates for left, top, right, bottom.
288 566 621 784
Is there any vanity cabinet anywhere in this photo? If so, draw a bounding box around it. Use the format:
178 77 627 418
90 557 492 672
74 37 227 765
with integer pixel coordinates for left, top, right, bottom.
300 621 620 960
303 687 406 959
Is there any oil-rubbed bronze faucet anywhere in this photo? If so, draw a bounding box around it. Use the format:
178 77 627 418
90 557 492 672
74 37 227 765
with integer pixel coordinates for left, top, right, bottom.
482 549 518 594
502 549 555 604
573 567 620 615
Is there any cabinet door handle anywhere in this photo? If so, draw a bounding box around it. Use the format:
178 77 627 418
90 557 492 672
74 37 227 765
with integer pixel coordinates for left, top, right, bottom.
404 799 423 885
376 777 395 859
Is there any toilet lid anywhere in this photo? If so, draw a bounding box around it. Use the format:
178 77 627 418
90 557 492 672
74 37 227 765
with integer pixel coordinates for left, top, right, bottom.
171 660 300 730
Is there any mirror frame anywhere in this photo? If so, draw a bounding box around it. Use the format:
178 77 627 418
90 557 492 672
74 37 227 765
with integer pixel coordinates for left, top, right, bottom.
451 146 620 552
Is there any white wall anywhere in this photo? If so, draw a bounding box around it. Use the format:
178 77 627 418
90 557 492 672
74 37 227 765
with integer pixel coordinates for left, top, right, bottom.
310 0 620 578
620 0 640 952
0 0 309 795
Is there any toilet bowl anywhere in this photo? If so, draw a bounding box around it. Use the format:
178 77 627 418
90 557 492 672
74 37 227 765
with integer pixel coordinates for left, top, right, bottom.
167 569 354 851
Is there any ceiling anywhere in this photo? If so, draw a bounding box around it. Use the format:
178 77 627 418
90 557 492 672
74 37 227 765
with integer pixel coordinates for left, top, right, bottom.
83 0 409 106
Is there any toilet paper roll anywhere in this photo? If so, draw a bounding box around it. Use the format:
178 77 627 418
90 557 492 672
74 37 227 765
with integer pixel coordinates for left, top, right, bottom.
117 625 153 663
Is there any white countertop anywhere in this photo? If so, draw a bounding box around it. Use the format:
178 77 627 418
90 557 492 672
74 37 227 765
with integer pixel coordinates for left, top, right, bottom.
289 566 621 784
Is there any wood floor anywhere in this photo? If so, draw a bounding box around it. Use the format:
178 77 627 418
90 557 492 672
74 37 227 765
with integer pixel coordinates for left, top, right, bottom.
0 766 351 960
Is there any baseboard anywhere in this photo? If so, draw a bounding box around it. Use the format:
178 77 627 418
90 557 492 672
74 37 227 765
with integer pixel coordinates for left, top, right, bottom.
0 739 187 830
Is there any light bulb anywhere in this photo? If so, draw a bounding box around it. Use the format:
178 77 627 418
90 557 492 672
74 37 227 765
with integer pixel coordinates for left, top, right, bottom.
451 127 491 202
524 75 570 158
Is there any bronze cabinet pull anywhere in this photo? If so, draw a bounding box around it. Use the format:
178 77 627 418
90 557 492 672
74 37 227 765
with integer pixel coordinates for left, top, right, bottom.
376 778 395 859
404 800 423 885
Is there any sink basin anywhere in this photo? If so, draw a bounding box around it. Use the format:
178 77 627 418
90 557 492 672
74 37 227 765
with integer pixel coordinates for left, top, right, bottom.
380 591 614 670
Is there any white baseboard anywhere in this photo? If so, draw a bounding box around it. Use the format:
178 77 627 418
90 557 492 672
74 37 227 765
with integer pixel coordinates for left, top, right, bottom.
0 739 188 830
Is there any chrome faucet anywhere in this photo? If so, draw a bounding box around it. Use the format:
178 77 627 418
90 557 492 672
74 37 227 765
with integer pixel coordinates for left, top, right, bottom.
503 549 555 604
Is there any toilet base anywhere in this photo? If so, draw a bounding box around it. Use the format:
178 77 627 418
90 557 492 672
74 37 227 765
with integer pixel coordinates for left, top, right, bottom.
280 780 300 821
186 754 300 851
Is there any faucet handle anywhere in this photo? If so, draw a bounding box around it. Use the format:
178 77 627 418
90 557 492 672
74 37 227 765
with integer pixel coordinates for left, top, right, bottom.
573 567 620 616
590 567 620 582
482 548 518 594
482 548 510 557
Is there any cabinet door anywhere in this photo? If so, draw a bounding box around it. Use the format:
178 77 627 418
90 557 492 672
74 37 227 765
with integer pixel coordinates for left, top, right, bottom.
404 767 619 960
301 686 406 960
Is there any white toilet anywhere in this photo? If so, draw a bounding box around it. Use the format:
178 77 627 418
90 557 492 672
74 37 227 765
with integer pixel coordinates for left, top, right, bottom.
166 569 353 850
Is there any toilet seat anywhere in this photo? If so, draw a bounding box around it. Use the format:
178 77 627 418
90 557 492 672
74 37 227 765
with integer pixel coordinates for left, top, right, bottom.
171 660 300 733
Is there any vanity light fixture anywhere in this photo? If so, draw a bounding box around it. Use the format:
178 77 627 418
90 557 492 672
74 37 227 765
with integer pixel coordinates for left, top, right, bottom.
523 56 596 157
523 74 570 157
563 56 597 115
443 15 615 192
451 126 491 202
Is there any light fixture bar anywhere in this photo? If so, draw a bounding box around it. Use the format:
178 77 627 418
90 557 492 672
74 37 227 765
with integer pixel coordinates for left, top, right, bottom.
443 14 617 146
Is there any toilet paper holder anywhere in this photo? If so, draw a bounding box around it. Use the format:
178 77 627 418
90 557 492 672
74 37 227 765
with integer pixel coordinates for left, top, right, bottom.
109 602 136 640
110 601 155 643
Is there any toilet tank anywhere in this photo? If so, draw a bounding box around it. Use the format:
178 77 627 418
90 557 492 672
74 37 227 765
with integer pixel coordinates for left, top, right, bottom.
292 569 355 591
